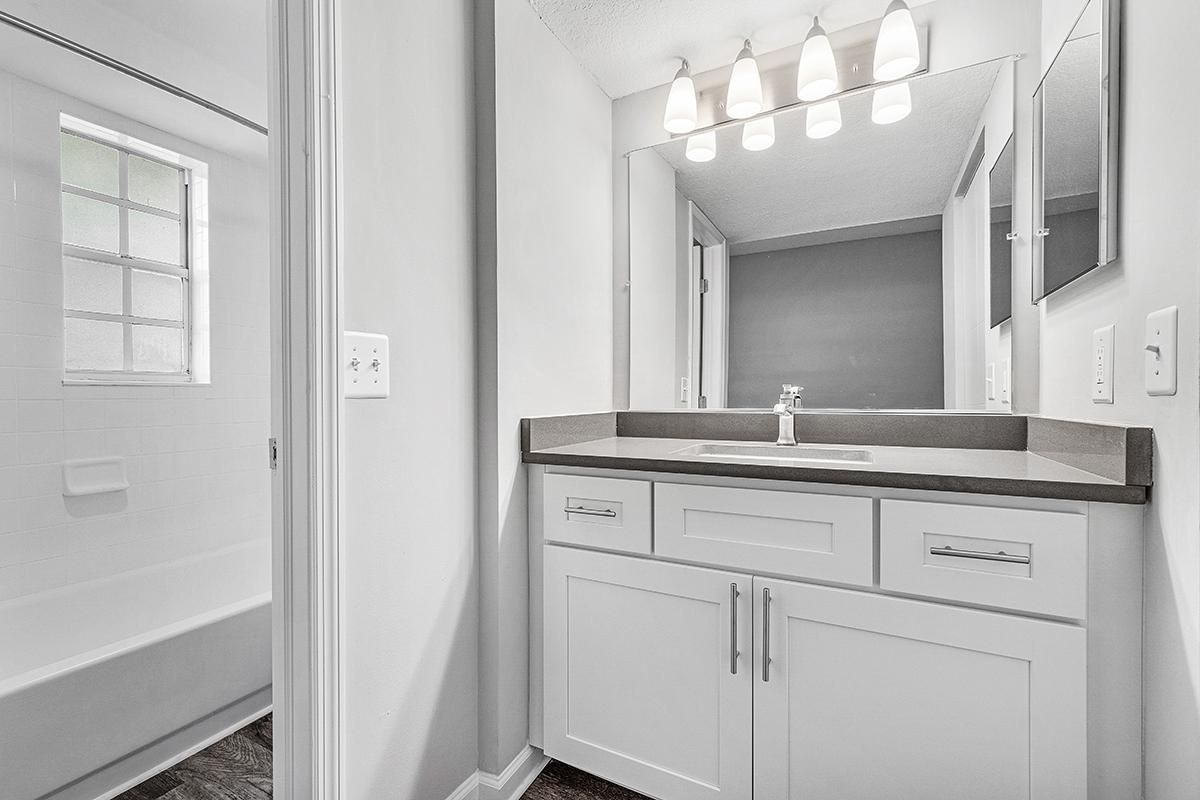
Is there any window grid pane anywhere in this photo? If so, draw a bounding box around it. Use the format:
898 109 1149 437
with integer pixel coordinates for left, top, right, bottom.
61 127 191 378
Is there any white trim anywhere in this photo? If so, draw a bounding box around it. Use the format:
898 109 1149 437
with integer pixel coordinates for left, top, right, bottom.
43 692 271 800
270 0 342 798
443 746 550 800
478 745 549 799
444 772 481 800
92 700 272 800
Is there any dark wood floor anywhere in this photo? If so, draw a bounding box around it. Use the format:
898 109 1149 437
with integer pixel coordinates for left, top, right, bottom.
114 714 272 800
113 717 637 800
522 760 650 799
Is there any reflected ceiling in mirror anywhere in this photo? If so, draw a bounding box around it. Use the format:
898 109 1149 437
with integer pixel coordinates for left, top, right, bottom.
627 58 1017 413
654 63 1000 244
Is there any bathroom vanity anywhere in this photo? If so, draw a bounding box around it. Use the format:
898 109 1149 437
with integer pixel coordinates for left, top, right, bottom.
523 412 1149 800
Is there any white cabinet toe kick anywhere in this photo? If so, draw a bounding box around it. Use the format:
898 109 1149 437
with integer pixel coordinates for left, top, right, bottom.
527 466 1143 800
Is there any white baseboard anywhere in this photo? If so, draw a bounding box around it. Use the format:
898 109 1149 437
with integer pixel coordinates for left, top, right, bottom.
445 771 482 800
48 688 272 800
445 745 550 800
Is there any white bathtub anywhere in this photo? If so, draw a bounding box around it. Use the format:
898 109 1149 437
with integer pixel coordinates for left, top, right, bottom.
0 540 271 800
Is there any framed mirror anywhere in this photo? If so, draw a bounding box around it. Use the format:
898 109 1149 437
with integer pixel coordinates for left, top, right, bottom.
627 57 1018 412
1033 0 1120 300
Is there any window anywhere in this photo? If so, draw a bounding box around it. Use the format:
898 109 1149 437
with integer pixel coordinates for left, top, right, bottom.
59 120 207 382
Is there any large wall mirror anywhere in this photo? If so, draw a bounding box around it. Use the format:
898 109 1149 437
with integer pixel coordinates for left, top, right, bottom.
628 57 1018 412
1033 0 1120 299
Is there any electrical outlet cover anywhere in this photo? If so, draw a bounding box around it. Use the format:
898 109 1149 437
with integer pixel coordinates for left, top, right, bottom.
1145 306 1178 396
1092 325 1114 403
345 331 390 399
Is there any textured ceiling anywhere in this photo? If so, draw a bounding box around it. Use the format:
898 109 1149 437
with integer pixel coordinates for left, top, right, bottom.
526 0 938 98
648 60 1001 244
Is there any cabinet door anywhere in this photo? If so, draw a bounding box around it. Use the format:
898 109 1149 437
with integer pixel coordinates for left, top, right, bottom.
544 545 753 800
753 578 1086 800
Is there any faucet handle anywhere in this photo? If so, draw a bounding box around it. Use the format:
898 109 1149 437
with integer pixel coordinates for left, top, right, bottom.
779 385 804 410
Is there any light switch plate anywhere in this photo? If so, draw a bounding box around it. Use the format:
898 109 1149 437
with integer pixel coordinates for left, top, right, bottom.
1145 306 1178 396
1092 324 1114 403
344 331 390 399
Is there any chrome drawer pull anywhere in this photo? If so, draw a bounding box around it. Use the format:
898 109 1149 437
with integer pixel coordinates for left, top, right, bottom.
564 505 617 518
929 545 1030 565
730 583 739 675
761 588 771 683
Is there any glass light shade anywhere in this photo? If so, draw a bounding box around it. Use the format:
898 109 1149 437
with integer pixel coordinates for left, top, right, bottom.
725 41 763 119
796 18 838 101
685 131 717 162
873 0 920 81
806 100 843 139
871 81 912 124
663 63 698 134
742 116 776 151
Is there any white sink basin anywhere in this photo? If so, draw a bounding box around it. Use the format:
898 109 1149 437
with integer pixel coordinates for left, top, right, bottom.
672 442 873 465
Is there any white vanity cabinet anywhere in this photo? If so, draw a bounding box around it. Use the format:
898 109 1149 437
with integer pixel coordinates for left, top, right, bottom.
530 469 1143 800
543 546 753 799
754 578 1086 800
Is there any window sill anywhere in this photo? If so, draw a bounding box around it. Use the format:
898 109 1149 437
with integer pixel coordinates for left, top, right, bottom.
63 379 212 388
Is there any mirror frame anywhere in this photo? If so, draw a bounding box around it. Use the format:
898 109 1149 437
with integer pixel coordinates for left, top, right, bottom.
1032 0 1121 301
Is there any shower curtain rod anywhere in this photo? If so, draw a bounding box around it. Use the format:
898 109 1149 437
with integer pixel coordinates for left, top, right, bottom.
0 9 268 136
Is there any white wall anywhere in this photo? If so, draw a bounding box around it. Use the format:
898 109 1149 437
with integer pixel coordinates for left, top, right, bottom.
0 71 270 607
1036 2 1200 796
476 0 614 775
0 0 266 127
338 0 480 797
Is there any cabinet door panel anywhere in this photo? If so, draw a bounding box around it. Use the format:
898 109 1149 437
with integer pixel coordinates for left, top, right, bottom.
544 546 752 800
754 578 1086 800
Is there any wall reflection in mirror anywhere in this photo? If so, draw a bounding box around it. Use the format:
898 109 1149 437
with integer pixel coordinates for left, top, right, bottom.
629 58 1017 412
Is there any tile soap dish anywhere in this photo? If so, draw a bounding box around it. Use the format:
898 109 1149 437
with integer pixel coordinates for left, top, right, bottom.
63 457 130 497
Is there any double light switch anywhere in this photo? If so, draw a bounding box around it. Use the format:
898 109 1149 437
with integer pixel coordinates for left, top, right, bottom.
344 331 390 399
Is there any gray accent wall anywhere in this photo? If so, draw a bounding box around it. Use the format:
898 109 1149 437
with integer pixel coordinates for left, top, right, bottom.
727 229 945 409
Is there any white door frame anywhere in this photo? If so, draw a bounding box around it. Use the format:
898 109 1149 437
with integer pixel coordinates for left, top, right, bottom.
270 0 342 798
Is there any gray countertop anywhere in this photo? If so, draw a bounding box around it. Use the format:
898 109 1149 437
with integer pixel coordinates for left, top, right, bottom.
520 413 1152 504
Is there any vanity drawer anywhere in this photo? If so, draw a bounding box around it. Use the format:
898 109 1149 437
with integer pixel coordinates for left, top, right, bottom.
653 483 874 586
543 474 652 554
879 499 1087 618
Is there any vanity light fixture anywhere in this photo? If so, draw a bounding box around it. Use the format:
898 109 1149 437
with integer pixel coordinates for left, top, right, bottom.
806 99 842 139
663 59 698 134
796 18 838 102
873 0 920 81
871 81 912 124
742 116 776 151
725 39 763 119
686 130 717 162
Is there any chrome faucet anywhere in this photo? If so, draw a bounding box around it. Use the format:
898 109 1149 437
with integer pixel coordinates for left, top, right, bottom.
773 385 803 446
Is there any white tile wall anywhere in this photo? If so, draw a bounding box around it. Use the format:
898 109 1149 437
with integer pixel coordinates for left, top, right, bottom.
0 71 271 604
